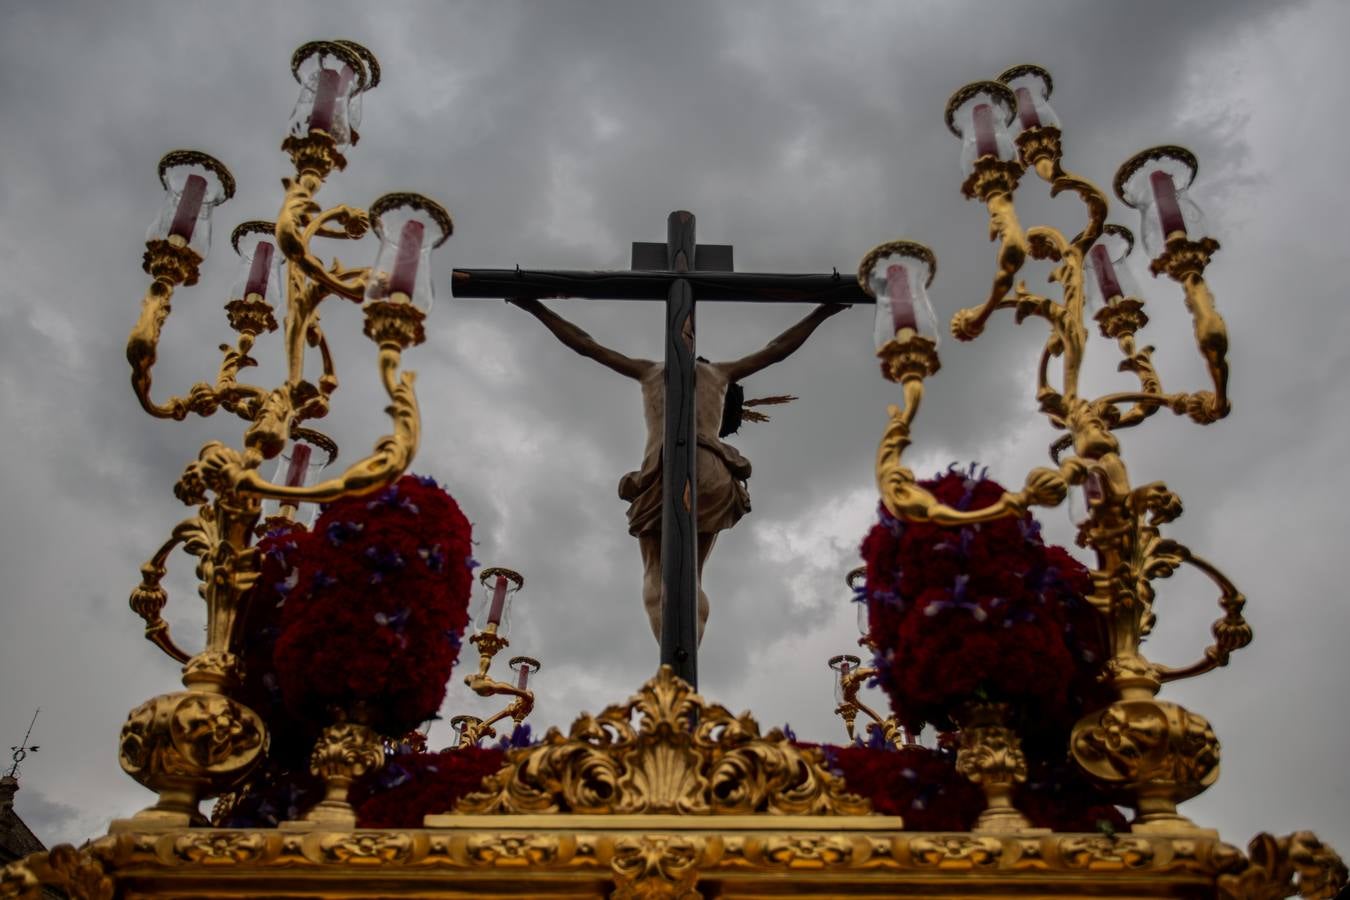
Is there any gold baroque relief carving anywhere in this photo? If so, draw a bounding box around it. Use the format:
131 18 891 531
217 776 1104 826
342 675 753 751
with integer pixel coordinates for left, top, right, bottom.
2 828 1340 898
908 835 1004 869
0 844 114 900
117 690 265 824
759 834 856 868
610 835 704 900
317 831 415 865
172 831 268 865
1071 697 1220 833
1218 832 1349 900
453 666 871 817
1058 835 1155 870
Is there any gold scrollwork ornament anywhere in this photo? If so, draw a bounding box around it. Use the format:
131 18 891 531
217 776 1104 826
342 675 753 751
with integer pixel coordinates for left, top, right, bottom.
451 666 869 818
1218 831 1349 900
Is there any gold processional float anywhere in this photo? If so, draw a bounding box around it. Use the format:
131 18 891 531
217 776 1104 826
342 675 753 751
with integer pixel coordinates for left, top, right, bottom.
1 43 1343 900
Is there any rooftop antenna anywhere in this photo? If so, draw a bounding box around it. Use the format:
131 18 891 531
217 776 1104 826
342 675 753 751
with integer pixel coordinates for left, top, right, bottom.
7 708 39 779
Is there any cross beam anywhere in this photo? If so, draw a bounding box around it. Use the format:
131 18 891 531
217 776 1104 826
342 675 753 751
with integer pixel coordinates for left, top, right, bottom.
452 212 872 687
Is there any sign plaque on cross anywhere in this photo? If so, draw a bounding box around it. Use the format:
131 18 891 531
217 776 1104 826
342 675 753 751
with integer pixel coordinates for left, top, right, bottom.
452 211 872 687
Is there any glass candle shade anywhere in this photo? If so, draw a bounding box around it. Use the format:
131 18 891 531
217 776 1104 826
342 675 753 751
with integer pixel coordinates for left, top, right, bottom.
846 565 869 638
260 429 338 528
287 41 369 148
365 193 454 314
229 221 284 308
1114 146 1207 260
945 81 1018 176
1084 224 1140 311
451 715 481 747
509 656 541 691
1066 469 1105 528
334 40 380 132
475 567 524 636
147 151 235 260
828 654 862 705
859 240 939 349
998 64 1060 133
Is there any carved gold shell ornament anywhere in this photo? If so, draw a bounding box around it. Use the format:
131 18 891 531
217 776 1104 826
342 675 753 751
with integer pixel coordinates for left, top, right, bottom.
443 666 870 818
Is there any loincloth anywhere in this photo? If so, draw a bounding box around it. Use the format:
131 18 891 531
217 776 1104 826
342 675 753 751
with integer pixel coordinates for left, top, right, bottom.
618 436 751 537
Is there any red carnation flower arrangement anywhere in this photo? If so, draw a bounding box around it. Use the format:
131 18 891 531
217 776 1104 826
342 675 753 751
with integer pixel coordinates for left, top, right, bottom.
860 465 1107 740
825 742 984 831
352 746 506 829
272 474 476 737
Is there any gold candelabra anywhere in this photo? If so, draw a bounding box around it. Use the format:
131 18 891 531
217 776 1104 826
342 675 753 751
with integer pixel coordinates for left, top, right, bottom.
116 39 453 828
829 566 918 749
861 64 1247 834
452 567 541 747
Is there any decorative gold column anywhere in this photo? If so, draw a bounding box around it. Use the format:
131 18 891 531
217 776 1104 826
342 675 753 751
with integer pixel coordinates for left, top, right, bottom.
953 702 1033 833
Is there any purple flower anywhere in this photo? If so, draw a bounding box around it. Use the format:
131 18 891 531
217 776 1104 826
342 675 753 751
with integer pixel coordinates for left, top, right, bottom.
326 520 364 546
366 484 420 516
374 607 411 631
419 543 446 572
364 546 406 583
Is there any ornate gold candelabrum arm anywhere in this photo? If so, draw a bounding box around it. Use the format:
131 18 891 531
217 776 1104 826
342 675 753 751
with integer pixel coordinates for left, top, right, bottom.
451 567 539 748
115 42 454 829
931 68 1248 833
831 567 920 749
455 626 539 747
863 254 1069 525
829 654 916 749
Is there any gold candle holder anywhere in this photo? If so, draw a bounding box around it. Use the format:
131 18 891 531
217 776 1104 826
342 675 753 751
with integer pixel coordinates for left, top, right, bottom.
115 40 453 829
453 567 540 747
857 65 1249 833
828 567 918 749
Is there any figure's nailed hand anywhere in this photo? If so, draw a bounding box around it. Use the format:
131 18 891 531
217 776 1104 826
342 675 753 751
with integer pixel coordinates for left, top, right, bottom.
506 297 544 312
1022 467 1068 508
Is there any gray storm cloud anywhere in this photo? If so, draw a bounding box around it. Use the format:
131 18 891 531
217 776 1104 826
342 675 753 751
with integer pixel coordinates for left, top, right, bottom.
0 0 1345 849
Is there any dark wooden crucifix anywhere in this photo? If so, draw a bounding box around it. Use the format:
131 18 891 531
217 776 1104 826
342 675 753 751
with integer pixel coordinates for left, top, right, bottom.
452 211 872 687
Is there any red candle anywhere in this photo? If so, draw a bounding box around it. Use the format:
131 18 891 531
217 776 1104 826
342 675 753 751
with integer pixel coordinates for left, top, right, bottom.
487 574 508 625
1014 87 1041 130
308 68 342 135
387 220 425 298
516 665 530 691
1089 244 1124 303
972 103 999 159
284 443 312 488
243 241 275 300
167 174 208 242
1150 170 1187 240
886 264 918 332
1084 471 1104 503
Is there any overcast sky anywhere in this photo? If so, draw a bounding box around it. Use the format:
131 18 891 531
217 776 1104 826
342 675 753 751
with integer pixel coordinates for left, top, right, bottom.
1 0 1346 852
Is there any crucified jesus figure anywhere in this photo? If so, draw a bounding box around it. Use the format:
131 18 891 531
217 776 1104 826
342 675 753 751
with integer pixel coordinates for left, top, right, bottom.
509 298 848 644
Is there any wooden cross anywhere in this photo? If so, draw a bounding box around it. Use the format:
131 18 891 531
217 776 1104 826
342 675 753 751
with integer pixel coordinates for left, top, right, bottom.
452 211 871 687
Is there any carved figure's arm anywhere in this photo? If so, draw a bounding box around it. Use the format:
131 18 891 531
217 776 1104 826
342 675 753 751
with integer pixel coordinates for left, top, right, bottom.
719 303 848 382
508 297 652 380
